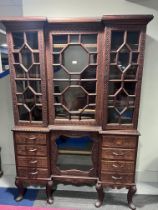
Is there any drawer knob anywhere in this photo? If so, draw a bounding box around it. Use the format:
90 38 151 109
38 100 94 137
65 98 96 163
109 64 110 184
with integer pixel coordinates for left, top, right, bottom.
112 175 123 180
28 148 37 152
29 171 38 175
30 160 38 164
28 136 36 140
112 152 124 156
112 163 124 168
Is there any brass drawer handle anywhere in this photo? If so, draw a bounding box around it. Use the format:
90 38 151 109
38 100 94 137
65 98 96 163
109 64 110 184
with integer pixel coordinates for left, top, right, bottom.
28 148 37 152
112 152 124 156
112 164 124 168
29 171 38 175
29 160 38 164
28 136 36 140
112 175 123 180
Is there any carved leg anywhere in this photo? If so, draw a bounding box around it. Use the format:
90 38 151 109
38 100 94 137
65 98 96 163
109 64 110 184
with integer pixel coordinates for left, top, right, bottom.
46 180 54 204
15 179 26 201
95 181 104 208
127 185 137 210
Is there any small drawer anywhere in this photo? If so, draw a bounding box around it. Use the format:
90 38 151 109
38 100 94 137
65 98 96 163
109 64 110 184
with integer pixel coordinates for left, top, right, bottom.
16 145 47 156
15 132 47 145
102 148 135 161
17 167 49 179
101 172 134 184
101 160 135 173
102 136 137 149
17 156 48 168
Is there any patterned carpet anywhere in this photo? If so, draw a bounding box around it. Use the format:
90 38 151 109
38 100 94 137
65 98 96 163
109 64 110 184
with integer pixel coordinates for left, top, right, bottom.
0 187 158 209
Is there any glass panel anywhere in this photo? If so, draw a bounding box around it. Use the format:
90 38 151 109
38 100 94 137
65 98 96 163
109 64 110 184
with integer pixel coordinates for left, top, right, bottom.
63 86 87 111
62 45 89 73
36 95 42 104
13 53 19 63
54 81 69 93
23 88 36 109
81 105 95 119
55 105 69 119
53 54 60 64
16 80 27 93
108 82 121 95
127 31 140 50
118 46 130 70
90 54 97 64
12 32 24 49
28 64 40 78
14 64 27 78
81 34 97 44
18 105 29 121
33 53 39 63
124 82 136 95
82 81 96 93
53 35 68 44
108 108 119 123
56 135 93 171
124 65 138 80
54 66 69 79
54 95 61 103
111 31 124 51
17 94 24 103
115 90 128 112
109 65 122 80
70 35 79 43
86 47 97 53
21 46 32 69
29 81 41 93
26 32 38 49
81 66 96 79
110 53 117 63
132 53 139 64
31 106 42 121
89 95 96 104
121 108 134 124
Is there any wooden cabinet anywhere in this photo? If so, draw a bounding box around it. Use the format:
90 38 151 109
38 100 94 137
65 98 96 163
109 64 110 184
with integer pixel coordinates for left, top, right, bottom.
1 15 153 209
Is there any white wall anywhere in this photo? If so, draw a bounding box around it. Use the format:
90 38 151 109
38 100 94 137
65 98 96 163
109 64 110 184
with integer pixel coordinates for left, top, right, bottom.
0 0 158 183
0 0 22 174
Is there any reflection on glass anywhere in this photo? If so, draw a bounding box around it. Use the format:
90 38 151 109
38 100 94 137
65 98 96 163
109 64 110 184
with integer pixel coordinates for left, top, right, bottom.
17 94 24 103
23 88 35 109
132 53 139 63
33 53 39 63
109 65 121 80
12 32 24 49
108 108 119 123
56 135 93 171
53 35 68 44
82 81 96 93
111 31 124 50
14 64 27 78
118 46 130 70
29 80 41 93
82 105 95 119
89 95 96 104
54 81 69 93
18 105 29 121
121 108 134 124
53 54 60 64
31 106 42 121
70 35 79 43
127 31 140 50
90 54 97 64
115 90 128 112
110 53 117 63
124 65 137 79
108 82 121 95
26 32 38 49
54 66 69 79
16 80 27 92
28 64 40 78
63 86 87 111
55 105 69 119
21 46 32 69
63 45 89 73
81 34 97 44
124 82 136 95
81 66 96 79
13 53 19 63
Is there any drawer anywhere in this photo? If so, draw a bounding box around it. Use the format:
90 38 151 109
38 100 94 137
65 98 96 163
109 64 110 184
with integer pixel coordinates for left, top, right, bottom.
101 160 135 173
15 132 47 145
101 172 134 184
102 136 137 149
17 167 49 179
17 156 48 168
16 145 47 156
102 148 135 161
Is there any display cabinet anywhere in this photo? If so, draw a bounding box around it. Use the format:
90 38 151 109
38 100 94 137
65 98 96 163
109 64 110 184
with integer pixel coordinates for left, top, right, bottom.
1 15 153 209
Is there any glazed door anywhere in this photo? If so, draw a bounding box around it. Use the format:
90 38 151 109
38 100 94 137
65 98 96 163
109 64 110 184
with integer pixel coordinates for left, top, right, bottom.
103 25 147 129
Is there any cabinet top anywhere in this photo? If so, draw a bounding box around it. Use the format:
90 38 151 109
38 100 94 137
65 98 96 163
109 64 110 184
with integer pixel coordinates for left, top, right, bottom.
0 14 153 25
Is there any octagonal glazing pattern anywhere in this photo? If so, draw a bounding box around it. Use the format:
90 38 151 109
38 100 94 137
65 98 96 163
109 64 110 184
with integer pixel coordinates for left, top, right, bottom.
52 33 98 120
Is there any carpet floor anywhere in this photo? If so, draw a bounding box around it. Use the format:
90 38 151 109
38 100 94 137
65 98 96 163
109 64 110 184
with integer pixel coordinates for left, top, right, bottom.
0 187 158 209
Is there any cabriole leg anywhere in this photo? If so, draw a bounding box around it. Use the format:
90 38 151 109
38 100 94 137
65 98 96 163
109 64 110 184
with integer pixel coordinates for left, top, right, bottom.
95 181 104 207
15 179 26 201
127 185 137 210
46 180 54 204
